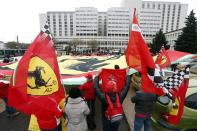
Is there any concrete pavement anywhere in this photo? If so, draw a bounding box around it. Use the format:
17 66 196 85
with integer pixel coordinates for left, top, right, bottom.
0 111 30 131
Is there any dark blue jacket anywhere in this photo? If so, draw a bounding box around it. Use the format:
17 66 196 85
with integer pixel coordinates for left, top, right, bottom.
131 91 157 115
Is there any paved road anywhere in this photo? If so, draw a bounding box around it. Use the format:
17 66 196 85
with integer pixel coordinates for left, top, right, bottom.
0 112 30 131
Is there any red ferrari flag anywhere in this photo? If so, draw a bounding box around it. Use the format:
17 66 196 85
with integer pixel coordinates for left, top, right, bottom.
8 24 65 114
163 66 190 125
99 69 126 93
155 48 171 68
164 79 189 124
125 9 158 93
125 9 155 72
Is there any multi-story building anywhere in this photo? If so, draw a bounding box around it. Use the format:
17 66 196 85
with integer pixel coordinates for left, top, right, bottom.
164 28 182 50
106 8 131 49
46 11 75 38
107 8 130 37
75 7 98 37
98 12 107 36
121 0 142 16
139 8 162 43
139 1 188 43
40 1 188 50
40 7 131 51
121 0 188 43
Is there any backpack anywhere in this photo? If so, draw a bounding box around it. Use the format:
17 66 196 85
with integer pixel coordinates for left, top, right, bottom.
105 93 123 123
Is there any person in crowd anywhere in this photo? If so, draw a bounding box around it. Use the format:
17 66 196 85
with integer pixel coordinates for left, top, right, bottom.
79 73 96 130
131 90 157 131
171 63 178 72
94 65 131 131
4 54 11 63
65 87 90 131
0 81 19 117
33 97 63 131
114 64 120 69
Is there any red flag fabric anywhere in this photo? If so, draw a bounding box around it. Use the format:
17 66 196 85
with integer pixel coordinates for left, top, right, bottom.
8 26 65 115
155 48 171 68
125 9 158 94
99 69 126 93
125 9 155 72
166 50 191 62
31 97 62 130
163 78 189 125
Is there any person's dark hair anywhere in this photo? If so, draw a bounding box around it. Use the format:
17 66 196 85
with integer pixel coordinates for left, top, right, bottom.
114 64 120 69
69 87 82 98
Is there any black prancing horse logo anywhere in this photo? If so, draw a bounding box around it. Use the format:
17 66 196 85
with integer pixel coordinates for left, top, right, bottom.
27 66 55 89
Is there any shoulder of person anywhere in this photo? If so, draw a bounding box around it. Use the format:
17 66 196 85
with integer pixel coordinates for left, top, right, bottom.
80 98 88 106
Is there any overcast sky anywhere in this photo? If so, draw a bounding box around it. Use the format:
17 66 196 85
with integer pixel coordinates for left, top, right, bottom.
0 0 196 43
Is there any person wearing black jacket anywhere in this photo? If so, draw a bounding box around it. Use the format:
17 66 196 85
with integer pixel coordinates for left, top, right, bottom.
131 90 157 131
94 67 131 131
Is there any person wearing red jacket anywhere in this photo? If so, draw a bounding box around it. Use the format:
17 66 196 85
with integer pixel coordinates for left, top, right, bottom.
0 81 19 117
79 73 96 130
94 65 131 131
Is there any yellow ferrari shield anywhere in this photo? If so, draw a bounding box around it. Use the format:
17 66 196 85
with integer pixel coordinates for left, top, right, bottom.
27 57 58 95
161 56 167 65
169 98 179 115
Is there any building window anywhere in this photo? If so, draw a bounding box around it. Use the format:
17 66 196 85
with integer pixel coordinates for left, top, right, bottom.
59 32 62 36
147 3 150 8
142 3 145 8
168 4 171 13
158 4 160 9
53 15 56 19
153 4 155 9
176 5 181 29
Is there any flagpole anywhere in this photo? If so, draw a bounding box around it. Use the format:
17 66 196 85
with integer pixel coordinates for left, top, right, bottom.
133 8 136 16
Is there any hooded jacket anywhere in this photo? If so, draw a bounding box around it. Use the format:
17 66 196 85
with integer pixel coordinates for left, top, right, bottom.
65 97 90 131
131 91 157 115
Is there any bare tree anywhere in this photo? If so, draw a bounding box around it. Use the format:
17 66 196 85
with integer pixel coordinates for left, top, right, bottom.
71 38 82 53
5 41 20 49
87 40 98 52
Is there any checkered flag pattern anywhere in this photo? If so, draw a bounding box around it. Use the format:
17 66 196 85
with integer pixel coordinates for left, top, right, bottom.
164 65 190 98
147 65 190 99
148 67 173 98
148 67 164 88
40 22 52 41
164 69 185 90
